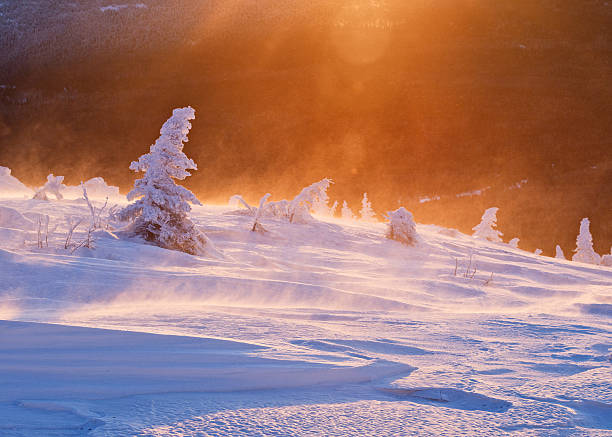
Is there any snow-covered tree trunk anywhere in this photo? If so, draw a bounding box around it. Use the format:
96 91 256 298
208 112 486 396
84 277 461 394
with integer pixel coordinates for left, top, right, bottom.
386 207 419 246
472 207 503 242
572 218 601 265
118 106 215 256
359 193 376 222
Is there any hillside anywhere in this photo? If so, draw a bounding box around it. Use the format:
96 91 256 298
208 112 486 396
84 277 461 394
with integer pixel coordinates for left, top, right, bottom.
0 0 611 255
0 188 611 434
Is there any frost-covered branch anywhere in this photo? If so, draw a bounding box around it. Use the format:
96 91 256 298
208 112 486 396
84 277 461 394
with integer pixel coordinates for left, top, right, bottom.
252 193 271 233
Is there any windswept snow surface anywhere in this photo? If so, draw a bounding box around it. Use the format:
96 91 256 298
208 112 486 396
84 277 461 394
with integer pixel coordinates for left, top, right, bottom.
0 197 611 436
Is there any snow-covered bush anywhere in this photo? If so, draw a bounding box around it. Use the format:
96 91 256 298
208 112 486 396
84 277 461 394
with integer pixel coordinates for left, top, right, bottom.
572 218 601 265
263 199 291 220
341 200 354 220
472 207 503 242
602 253 612 267
33 174 64 200
508 238 519 248
386 207 419 246
534 248 543 256
555 245 565 259
230 179 332 224
359 193 376 222
118 106 214 256
287 178 333 223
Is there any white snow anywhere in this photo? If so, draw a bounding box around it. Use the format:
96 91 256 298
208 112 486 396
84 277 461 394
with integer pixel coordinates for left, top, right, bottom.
456 186 491 198
0 192 611 435
0 166 33 198
418 195 440 203
99 4 146 13
63 177 122 201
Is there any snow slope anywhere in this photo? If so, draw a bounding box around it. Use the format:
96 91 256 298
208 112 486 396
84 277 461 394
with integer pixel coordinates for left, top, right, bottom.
0 196 611 436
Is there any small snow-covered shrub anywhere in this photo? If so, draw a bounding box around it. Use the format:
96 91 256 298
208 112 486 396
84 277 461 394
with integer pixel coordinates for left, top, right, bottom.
118 106 214 256
262 199 291 220
534 248 543 256
359 193 376 222
602 254 612 267
341 201 354 220
288 178 333 223
472 207 503 242
230 179 332 224
508 238 519 248
572 218 601 265
386 207 419 246
33 174 64 200
555 245 566 259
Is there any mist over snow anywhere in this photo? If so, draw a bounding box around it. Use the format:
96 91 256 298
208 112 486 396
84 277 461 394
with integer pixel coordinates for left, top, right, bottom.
0 167 611 435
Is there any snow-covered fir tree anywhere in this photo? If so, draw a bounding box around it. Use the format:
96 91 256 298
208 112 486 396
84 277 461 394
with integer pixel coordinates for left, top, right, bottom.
359 193 376 222
508 238 519 248
341 201 354 220
555 245 565 259
472 207 503 242
386 207 419 246
329 200 338 217
572 218 601 265
33 174 64 200
118 106 214 256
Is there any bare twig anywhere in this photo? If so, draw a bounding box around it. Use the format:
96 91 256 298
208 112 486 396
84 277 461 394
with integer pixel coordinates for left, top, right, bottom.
252 193 271 233
483 272 494 286
64 216 83 249
37 216 42 248
44 215 49 248
95 196 108 228
464 254 473 278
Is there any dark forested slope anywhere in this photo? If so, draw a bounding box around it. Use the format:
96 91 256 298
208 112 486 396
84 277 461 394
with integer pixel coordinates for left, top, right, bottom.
1 0 610 255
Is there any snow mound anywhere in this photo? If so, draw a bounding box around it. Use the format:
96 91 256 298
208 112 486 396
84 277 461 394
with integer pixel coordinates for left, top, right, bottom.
0 206 35 230
0 167 33 198
63 177 122 201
